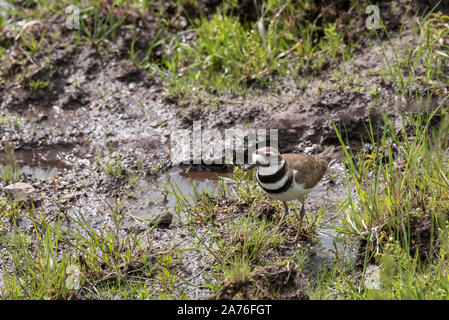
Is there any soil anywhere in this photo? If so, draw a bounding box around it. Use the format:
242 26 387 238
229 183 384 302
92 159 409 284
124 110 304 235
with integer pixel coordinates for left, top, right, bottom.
211 261 309 300
356 213 441 267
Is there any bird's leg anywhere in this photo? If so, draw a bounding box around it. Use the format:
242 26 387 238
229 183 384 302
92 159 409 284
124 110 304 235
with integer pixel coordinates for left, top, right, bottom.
291 201 300 225
300 198 310 228
278 201 289 224
286 199 306 244
299 199 305 226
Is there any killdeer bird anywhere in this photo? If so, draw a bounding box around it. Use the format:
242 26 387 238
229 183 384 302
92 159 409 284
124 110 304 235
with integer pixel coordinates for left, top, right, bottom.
244 146 334 230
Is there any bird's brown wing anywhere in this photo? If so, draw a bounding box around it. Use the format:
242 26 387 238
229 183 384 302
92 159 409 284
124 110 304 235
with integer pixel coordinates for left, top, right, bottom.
282 154 328 189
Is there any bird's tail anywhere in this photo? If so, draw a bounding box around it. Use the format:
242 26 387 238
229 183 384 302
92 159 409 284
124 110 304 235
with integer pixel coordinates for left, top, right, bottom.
318 145 335 163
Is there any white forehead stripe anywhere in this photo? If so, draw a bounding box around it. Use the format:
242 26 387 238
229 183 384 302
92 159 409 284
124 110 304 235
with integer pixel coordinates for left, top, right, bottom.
253 153 268 164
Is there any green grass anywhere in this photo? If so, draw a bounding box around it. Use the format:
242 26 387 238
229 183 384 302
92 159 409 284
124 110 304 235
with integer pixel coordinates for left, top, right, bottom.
0 205 167 299
308 8 449 299
165 166 322 298
372 6 449 101
0 143 20 184
308 238 449 300
0 12 7 32
20 31 43 54
2 0 355 95
95 153 123 178
0 163 20 184
166 12 276 92
222 216 283 264
28 79 48 91
364 242 449 299
0 197 22 219
162 1 354 94
76 3 127 45
333 9 449 265
324 103 449 298
2 213 77 299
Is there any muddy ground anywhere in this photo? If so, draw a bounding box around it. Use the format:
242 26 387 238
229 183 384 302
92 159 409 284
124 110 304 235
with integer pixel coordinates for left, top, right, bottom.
0 0 448 299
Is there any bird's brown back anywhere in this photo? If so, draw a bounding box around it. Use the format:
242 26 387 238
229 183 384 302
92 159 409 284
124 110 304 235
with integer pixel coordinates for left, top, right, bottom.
282 153 329 189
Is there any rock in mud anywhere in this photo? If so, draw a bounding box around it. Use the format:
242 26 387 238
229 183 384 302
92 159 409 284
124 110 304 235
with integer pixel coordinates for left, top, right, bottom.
4 182 43 203
149 212 173 228
60 193 76 204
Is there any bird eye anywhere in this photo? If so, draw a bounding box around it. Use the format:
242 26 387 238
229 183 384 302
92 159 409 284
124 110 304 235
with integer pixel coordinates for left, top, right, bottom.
265 152 271 158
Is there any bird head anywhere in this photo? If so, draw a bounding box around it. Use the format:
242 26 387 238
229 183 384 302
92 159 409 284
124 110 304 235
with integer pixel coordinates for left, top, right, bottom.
243 147 282 171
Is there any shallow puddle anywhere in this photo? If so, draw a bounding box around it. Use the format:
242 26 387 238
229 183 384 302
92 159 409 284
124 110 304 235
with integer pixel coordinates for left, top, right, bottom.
127 167 234 220
0 144 349 256
0 146 74 180
126 163 348 254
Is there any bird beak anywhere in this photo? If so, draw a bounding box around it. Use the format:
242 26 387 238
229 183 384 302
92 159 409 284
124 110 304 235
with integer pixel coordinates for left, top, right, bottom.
243 162 256 171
